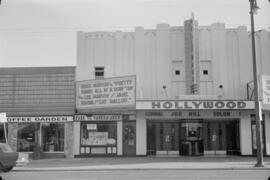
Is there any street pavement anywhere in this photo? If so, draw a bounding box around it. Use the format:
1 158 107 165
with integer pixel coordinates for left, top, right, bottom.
3 169 270 180
13 156 270 171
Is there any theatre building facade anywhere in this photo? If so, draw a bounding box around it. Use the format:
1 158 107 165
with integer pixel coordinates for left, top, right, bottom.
76 16 270 157
2 20 269 159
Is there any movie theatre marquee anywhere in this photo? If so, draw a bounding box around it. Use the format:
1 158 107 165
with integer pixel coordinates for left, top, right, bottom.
76 76 136 109
136 100 255 110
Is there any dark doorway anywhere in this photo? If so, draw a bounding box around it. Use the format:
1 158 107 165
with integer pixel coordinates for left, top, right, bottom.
226 121 240 155
147 123 156 155
123 121 136 156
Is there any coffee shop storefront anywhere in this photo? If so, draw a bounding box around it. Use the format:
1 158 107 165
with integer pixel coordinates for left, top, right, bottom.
7 116 74 158
136 100 259 156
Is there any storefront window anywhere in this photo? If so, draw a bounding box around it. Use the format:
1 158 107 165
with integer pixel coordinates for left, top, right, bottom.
17 123 39 152
42 123 65 152
80 122 117 155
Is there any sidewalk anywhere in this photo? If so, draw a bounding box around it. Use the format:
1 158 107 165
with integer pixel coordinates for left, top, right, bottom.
13 156 270 171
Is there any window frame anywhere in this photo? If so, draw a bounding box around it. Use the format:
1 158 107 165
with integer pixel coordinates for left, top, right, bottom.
94 67 105 79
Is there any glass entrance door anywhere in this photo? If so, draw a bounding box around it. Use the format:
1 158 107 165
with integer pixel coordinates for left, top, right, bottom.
147 123 156 155
203 122 226 155
123 121 136 156
147 122 179 155
160 123 179 154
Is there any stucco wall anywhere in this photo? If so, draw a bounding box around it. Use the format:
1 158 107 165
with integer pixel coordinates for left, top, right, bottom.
77 24 270 100
73 122 80 156
136 112 146 155
240 112 252 155
64 122 74 158
117 121 123 156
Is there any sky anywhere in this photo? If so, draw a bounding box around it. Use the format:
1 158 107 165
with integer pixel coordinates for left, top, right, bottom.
0 0 269 67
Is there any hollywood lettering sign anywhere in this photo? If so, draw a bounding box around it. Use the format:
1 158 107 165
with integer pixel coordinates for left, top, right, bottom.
136 101 255 110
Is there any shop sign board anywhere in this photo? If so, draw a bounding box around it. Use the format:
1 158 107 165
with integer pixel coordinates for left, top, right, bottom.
145 111 241 119
75 114 122 121
7 116 73 123
137 100 255 110
76 76 136 109
262 75 270 105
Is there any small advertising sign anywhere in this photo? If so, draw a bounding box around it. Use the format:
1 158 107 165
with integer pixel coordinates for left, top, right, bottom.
74 114 122 121
81 132 108 146
76 76 136 109
0 113 7 123
87 124 97 130
262 75 270 105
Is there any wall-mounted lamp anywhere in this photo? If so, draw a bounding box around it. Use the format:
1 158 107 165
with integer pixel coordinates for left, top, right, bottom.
162 85 168 100
218 85 224 99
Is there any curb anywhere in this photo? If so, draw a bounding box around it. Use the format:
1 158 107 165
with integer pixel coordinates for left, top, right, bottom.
13 167 270 172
